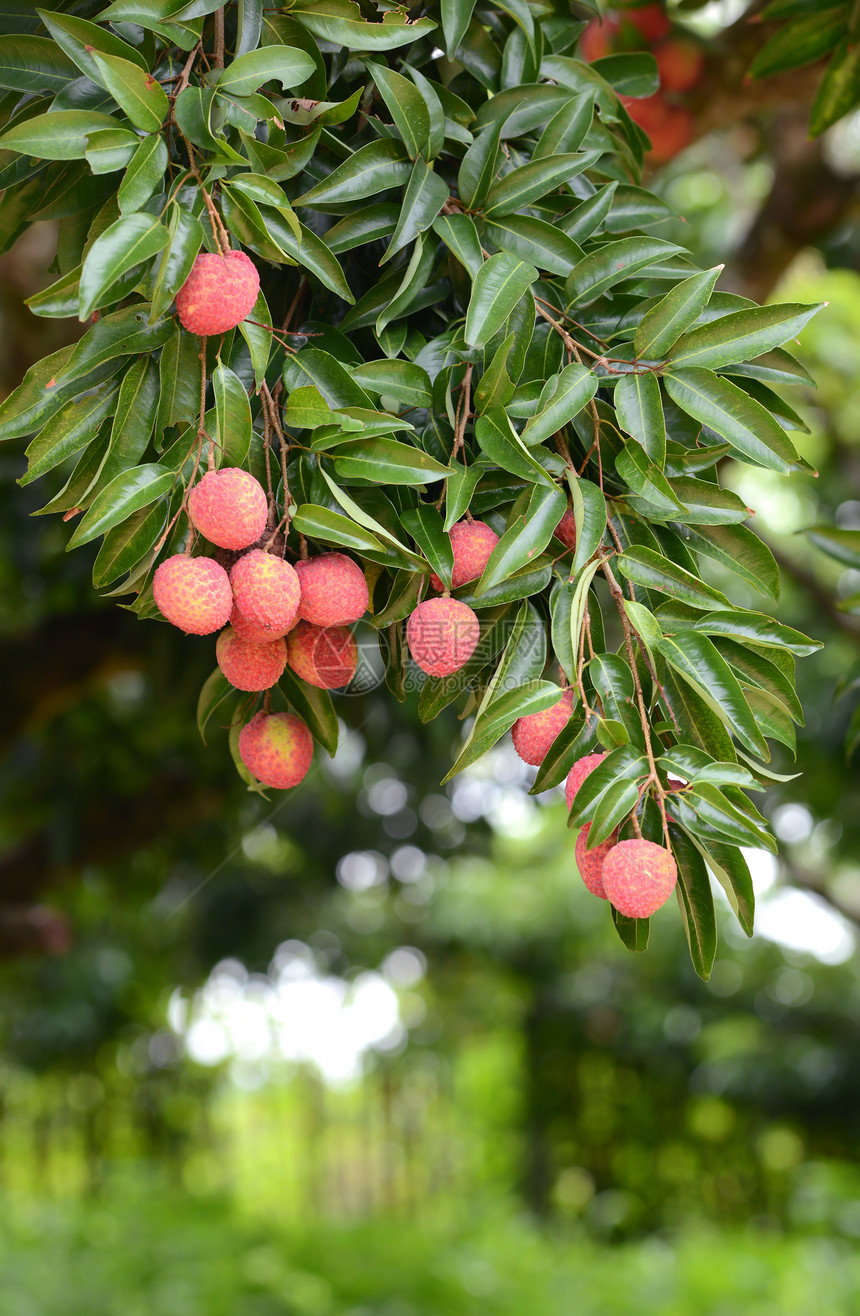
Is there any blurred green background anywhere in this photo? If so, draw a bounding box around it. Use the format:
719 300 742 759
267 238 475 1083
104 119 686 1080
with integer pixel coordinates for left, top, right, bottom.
4 28 860 1316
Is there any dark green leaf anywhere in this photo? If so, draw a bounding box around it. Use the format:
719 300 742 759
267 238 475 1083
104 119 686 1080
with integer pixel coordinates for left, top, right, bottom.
475 482 567 596
664 367 800 474
667 303 822 370
294 139 411 210
278 669 339 756
91 50 168 132
464 253 538 348
566 238 685 306
670 826 717 981
67 463 174 548
78 214 168 320
634 267 722 361
657 631 768 758
484 152 600 217
616 545 731 610
810 37 860 136
0 109 122 160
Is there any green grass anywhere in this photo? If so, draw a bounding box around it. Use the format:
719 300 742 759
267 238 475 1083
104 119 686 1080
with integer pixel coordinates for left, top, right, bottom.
2 1187 859 1316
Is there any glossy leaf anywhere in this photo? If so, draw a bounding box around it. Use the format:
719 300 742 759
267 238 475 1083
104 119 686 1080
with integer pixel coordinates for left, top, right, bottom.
475 482 567 596
522 363 597 446
616 546 732 611
667 303 822 371
464 253 538 348
566 238 685 307
78 214 169 320
633 267 722 361
91 51 168 132
66 463 174 548
665 368 800 474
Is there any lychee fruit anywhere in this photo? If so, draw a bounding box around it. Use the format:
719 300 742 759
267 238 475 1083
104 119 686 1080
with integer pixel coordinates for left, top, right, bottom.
553 508 577 551
406 597 480 677
624 2 671 44
512 688 575 766
230 549 301 633
187 467 267 551
575 825 618 899
623 94 693 163
215 626 287 692
153 554 232 635
229 602 291 645
580 15 619 62
175 249 260 337
295 553 368 627
655 37 704 93
238 711 313 790
287 621 358 689
564 752 607 813
601 838 678 918
429 519 499 592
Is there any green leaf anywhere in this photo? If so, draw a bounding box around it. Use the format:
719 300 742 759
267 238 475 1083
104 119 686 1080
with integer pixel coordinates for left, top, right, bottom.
63 304 173 383
610 906 650 953
633 267 722 361
212 363 252 468
444 464 482 531
400 504 453 587
560 182 617 243
352 360 432 409
680 523 780 603
0 110 122 160
0 35 77 94
213 44 315 96
807 525 860 569
284 349 373 410
441 0 476 57
568 744 649 825
368 61 430 159
614 371 665 466
464 253 538 349
100 354 160 487
257 208 353 303
482 215 583 278
474 334 515 413
476 483 567 597
534 92 594 159
91 50 168 132
195 668 235 746
278 669 339 757
294 139 411 210
19 386 118 486
83 127 140 176
566 238 685 307
616 439 685 514
150 203 205 321
529 713 598 795
331 438 450 485
290 504 386 555
654 478 749 527
588 777 641 846
680 609 820 657
715 638 803 724
290 0 437 52
37 10 149 84
657 631 768 758
475 407 553 485
664 367 800 474
92 501 166 590
78 214 169 320
667 303 822 371
484 152 599 217
118 133 168 214
569 476 607 575
670 826 717 981
458 119 506 210
616 546 731 611
658 663 737 764
67 463 174 549
522 363 597 446
433 212 484 279
810 37 860 136
384 160 448 262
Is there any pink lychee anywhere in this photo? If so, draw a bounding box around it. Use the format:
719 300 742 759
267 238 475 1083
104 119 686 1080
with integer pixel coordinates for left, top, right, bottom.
554 508 577 551
512 688 575 766
295 553 368 627
153 555 232 635
429 520 499 592
229 602 292 645
564 752 607 813
406 597 480 677
287 622 358 690
175 250 260 336
238 711 313 790
187 467 267 551
215 626 287 692
575 825 618 899
230 549 301 633
601 838 678 918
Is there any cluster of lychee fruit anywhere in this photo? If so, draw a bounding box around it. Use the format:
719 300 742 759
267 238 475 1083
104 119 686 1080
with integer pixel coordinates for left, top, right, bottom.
581 1 704 163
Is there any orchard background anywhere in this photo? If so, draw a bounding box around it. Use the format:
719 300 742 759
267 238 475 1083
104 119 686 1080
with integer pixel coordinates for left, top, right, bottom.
2 0 860 1311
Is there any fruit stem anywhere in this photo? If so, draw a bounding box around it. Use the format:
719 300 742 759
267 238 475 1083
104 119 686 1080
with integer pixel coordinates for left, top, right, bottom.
198 341 215 470
213 7 225 69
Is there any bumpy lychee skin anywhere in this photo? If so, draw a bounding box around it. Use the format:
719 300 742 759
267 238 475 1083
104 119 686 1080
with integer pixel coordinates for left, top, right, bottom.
553 508 577 551
229 602 291 645
601 839 678 919
512 688 575 766
656 37 705 93
230 549 301 633
406 597 480 677
295 553 368 627
564 752 607 813
429 520 499 592
175 250 260 336
238 711 313 790
287 621 358 690
215 627 287 692
153 555 232 635
575 825 618 900
187 467 267 551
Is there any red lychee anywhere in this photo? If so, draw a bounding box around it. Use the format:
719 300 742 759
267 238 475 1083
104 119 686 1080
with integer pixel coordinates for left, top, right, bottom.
564 752 607 813
229 602 292 645
624 94 693 162
656 37 704 92
601 838 677 918
580 15 620 62
215 626 287 692
429 519 499 592
175 249 260 337
553 508 577 551
230 549 301 633
238 711 313 790
623 2 671 43
153 555 232 635
287 621 358 689
295 553 368 627
187 467 267 551
575 825 618 899
406 597 480 677
512 688 575 766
